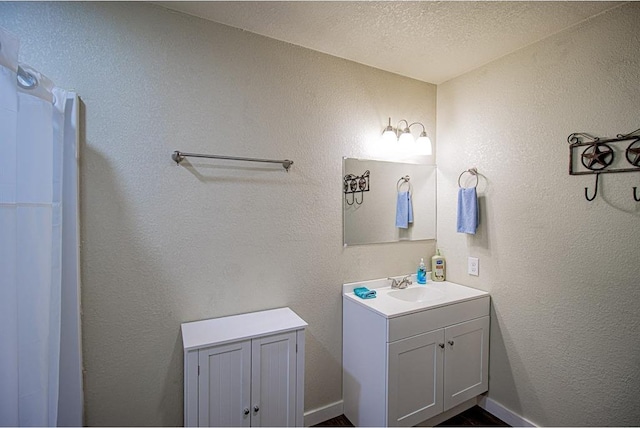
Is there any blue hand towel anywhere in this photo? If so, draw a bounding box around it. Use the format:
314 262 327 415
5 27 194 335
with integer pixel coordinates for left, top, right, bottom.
353 287 376 299
395 191 413 229
457 187 479 234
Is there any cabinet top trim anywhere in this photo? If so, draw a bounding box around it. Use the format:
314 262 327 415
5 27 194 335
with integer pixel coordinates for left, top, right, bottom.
181 307 307 351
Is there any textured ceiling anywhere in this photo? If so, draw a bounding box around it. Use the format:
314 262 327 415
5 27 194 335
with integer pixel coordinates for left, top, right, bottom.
155 1 624 84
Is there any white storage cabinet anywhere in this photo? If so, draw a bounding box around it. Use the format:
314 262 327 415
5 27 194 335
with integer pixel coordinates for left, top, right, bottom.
182 308 307 427
343 293 490 427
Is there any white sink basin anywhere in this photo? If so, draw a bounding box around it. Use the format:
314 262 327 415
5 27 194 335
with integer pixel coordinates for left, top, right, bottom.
343 277 489 318
388 286 445 303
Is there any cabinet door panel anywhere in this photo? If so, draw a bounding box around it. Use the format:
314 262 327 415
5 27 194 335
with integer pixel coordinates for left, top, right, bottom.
388 329 444 427
198 341 251 427
444 316 490 411
252 332 297 427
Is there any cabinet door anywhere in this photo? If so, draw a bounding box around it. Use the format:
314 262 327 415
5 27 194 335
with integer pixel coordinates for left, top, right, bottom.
444 316 490 411
251 331 297 427
198 340 251 427
388 329 444 427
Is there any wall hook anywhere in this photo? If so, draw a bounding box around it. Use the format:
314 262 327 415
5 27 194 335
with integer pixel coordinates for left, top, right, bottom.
343 170 370 206
585 173 600 201
345 192 355 205
568 129 640 201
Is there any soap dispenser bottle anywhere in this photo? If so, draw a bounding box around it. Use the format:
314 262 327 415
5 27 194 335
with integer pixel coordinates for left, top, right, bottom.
431 249 446 282
417 258 427 284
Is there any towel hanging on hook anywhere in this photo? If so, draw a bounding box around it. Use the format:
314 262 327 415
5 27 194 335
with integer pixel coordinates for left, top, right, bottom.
395 175 413 229
457 168 480 234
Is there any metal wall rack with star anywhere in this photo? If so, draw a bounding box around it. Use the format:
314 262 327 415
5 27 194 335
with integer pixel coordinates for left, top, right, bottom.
343 170 370 206
567 128 640 201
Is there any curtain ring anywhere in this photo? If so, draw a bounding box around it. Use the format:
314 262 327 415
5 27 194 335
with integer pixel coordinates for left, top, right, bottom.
458 168 479 188
17 65 38 90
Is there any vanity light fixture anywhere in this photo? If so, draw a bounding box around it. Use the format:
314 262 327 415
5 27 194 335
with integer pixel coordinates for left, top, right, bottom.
382 117 432 155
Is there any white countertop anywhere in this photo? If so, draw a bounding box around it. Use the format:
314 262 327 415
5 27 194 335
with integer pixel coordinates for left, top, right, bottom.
181 307 307 351
343 276 489 318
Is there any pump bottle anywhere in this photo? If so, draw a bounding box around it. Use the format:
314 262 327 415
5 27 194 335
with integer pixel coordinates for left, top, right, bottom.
417 258 427 284
431 249 446 282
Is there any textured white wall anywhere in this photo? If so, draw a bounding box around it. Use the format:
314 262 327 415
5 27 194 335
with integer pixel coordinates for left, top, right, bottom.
5 2 638 426
437 3 640 426
0 2 436 426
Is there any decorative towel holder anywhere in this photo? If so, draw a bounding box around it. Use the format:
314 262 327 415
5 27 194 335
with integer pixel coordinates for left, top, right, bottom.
567 128 640 201
343 170 370 205
397 175 412 194
458 168 479 188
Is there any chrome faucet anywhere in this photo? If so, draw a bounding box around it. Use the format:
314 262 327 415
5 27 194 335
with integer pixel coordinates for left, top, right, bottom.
388 275 412 289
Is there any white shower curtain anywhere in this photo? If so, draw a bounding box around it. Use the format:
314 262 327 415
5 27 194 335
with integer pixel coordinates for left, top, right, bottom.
0 27 81 427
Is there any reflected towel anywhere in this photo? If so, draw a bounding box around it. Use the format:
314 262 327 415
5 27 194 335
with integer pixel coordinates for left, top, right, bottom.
457 187 478 234
353 287 376 299
395 191 413 229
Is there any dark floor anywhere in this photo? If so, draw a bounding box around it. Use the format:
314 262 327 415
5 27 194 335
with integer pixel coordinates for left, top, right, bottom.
436 406 509 427
313 405 509 427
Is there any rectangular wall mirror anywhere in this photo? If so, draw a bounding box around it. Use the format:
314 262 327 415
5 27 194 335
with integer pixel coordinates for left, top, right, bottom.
343 158 436 246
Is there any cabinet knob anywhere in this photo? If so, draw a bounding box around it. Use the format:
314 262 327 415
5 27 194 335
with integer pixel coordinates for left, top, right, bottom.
438 343 444 349
243 408 250 416
448 340 454 346
254 405 260 413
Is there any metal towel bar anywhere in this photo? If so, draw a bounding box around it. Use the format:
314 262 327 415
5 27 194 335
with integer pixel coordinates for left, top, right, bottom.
172 150 293 172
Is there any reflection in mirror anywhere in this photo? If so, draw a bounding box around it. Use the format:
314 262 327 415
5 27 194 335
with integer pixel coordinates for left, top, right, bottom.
343 158 436 246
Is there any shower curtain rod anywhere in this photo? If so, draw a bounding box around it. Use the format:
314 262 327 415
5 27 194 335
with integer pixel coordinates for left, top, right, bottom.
171 151 293 172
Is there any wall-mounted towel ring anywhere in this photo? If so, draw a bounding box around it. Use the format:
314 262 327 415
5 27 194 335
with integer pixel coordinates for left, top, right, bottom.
396 176 413 229
397 175 412 194
458 168 479 188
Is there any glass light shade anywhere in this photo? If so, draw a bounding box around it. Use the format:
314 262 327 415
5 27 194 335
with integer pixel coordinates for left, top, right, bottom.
416 132 432 155
398 130 414 145
382 127 398 144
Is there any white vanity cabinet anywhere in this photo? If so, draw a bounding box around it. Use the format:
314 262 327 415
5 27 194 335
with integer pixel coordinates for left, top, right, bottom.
182 308 307 427
343 281 490 427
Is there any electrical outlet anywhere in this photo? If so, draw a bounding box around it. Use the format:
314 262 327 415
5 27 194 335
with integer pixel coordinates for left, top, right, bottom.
468 257 479 276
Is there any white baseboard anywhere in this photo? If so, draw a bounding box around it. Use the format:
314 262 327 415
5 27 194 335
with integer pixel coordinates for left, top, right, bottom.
479 396 536 427
303 400 344 427
303 396 535 427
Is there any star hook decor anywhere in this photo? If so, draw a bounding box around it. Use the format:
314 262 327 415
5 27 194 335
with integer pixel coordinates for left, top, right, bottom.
343 170 370 206
581 143 613 170
625 140 640 167
567 128 640 201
